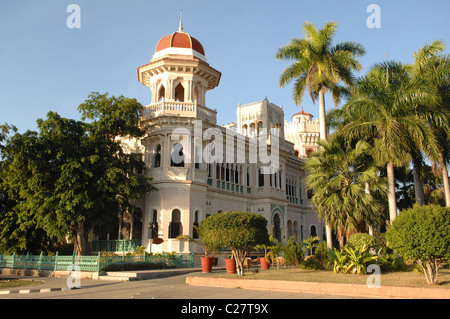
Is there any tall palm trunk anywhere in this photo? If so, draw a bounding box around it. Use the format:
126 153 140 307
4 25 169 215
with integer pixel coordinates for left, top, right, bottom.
412 156 425 205
387 161 397 222
318 87 333 248
318 87 327 141
441 155 450 207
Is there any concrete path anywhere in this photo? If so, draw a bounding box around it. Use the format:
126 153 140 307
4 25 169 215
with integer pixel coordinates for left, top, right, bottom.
0 270 358 299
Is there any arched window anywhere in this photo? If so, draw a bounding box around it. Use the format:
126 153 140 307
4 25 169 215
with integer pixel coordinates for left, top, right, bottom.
193 85 200 104
242 124 248 136
149 209 158 239
171 143 184 167
310 225 317 237
258 168 264 187
287 220 293 239
250 123 256 137
174 83 185 102
154 145 161 168
257 121 263 136
169 209 182 239
158 85 165 102
193 210 200 239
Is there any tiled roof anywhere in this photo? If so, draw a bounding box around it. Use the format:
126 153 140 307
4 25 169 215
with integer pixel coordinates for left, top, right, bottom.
155 31 205 56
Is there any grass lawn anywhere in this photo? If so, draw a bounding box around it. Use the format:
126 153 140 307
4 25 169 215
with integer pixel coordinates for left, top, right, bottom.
0 279 44 289
203 265 450 289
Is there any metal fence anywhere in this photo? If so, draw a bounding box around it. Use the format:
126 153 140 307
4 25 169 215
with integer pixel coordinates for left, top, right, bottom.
0 251 194 273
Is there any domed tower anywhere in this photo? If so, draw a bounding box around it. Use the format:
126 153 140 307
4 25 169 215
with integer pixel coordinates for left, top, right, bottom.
137 22 221 124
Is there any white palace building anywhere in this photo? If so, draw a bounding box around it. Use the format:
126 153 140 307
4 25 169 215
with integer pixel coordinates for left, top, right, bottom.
119 23 324 260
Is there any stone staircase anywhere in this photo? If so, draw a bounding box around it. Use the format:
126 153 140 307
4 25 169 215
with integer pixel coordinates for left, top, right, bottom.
97 267 216 281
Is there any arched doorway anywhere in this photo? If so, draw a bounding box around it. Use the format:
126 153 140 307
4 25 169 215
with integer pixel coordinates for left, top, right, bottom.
273 214 281 242
169 209 182 239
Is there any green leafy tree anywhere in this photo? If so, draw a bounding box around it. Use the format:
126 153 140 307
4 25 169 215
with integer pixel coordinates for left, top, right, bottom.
200 212 269 276
340 61 440 223
302 235 320 256
305 134 386 247
276 21 365 248
0 93 156 255
410 41 450 207
385 205 450 284
276 20 365 141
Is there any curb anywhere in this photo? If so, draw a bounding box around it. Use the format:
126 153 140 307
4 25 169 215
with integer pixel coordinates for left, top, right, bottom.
0 287 71 295
186 276 450 299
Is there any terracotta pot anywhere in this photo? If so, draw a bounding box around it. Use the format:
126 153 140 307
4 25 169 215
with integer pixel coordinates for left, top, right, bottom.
224 258 237 274
260 257 270 270
201 256 214 273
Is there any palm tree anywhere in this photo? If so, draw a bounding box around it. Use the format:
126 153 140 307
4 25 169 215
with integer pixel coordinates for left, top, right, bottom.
305 134 386 248
276 20 365 142
276 21 365 248
410 41 450 206
341 61 440 222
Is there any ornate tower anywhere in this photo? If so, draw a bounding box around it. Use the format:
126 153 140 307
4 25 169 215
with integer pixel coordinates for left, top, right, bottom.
137 23 221 124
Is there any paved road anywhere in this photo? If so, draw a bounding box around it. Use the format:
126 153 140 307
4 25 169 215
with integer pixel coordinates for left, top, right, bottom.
0 273 359 300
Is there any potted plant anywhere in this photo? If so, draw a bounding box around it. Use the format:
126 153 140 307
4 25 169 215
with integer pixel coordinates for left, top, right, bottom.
224 255 237 274
177 226 216 273
255 235 277 270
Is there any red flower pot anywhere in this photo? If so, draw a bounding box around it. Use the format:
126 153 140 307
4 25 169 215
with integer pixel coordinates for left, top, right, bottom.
260 257 270 270
201 256 214 273
224 258 237 274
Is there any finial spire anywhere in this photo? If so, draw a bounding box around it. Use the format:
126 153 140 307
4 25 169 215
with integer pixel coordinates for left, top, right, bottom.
178 7 183 32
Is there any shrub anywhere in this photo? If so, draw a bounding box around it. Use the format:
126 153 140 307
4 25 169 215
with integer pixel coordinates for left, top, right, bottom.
342 245 378 275
284 236 303 267
327 245 379 275
348 233 379 251
327 248 347 273
377 254 405 272
385 205 450 285
314 241 328 266
301 256 323 270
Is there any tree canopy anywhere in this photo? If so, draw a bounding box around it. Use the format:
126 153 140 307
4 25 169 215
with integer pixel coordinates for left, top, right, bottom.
385 205 450 284
0 92 156 255
200 212 269 275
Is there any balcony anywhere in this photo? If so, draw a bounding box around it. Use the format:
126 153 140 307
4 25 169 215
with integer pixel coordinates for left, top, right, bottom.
142 101 217 124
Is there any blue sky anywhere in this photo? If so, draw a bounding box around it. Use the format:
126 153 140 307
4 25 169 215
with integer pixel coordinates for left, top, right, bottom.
1 0 449 132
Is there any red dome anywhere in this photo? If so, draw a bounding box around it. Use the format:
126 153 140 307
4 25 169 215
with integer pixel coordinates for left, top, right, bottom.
155 31 205 56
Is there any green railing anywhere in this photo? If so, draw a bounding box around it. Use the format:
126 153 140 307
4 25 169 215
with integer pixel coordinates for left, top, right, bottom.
0 251 194 273
99 252 194 271
0 252 101 272
91 239 142 252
